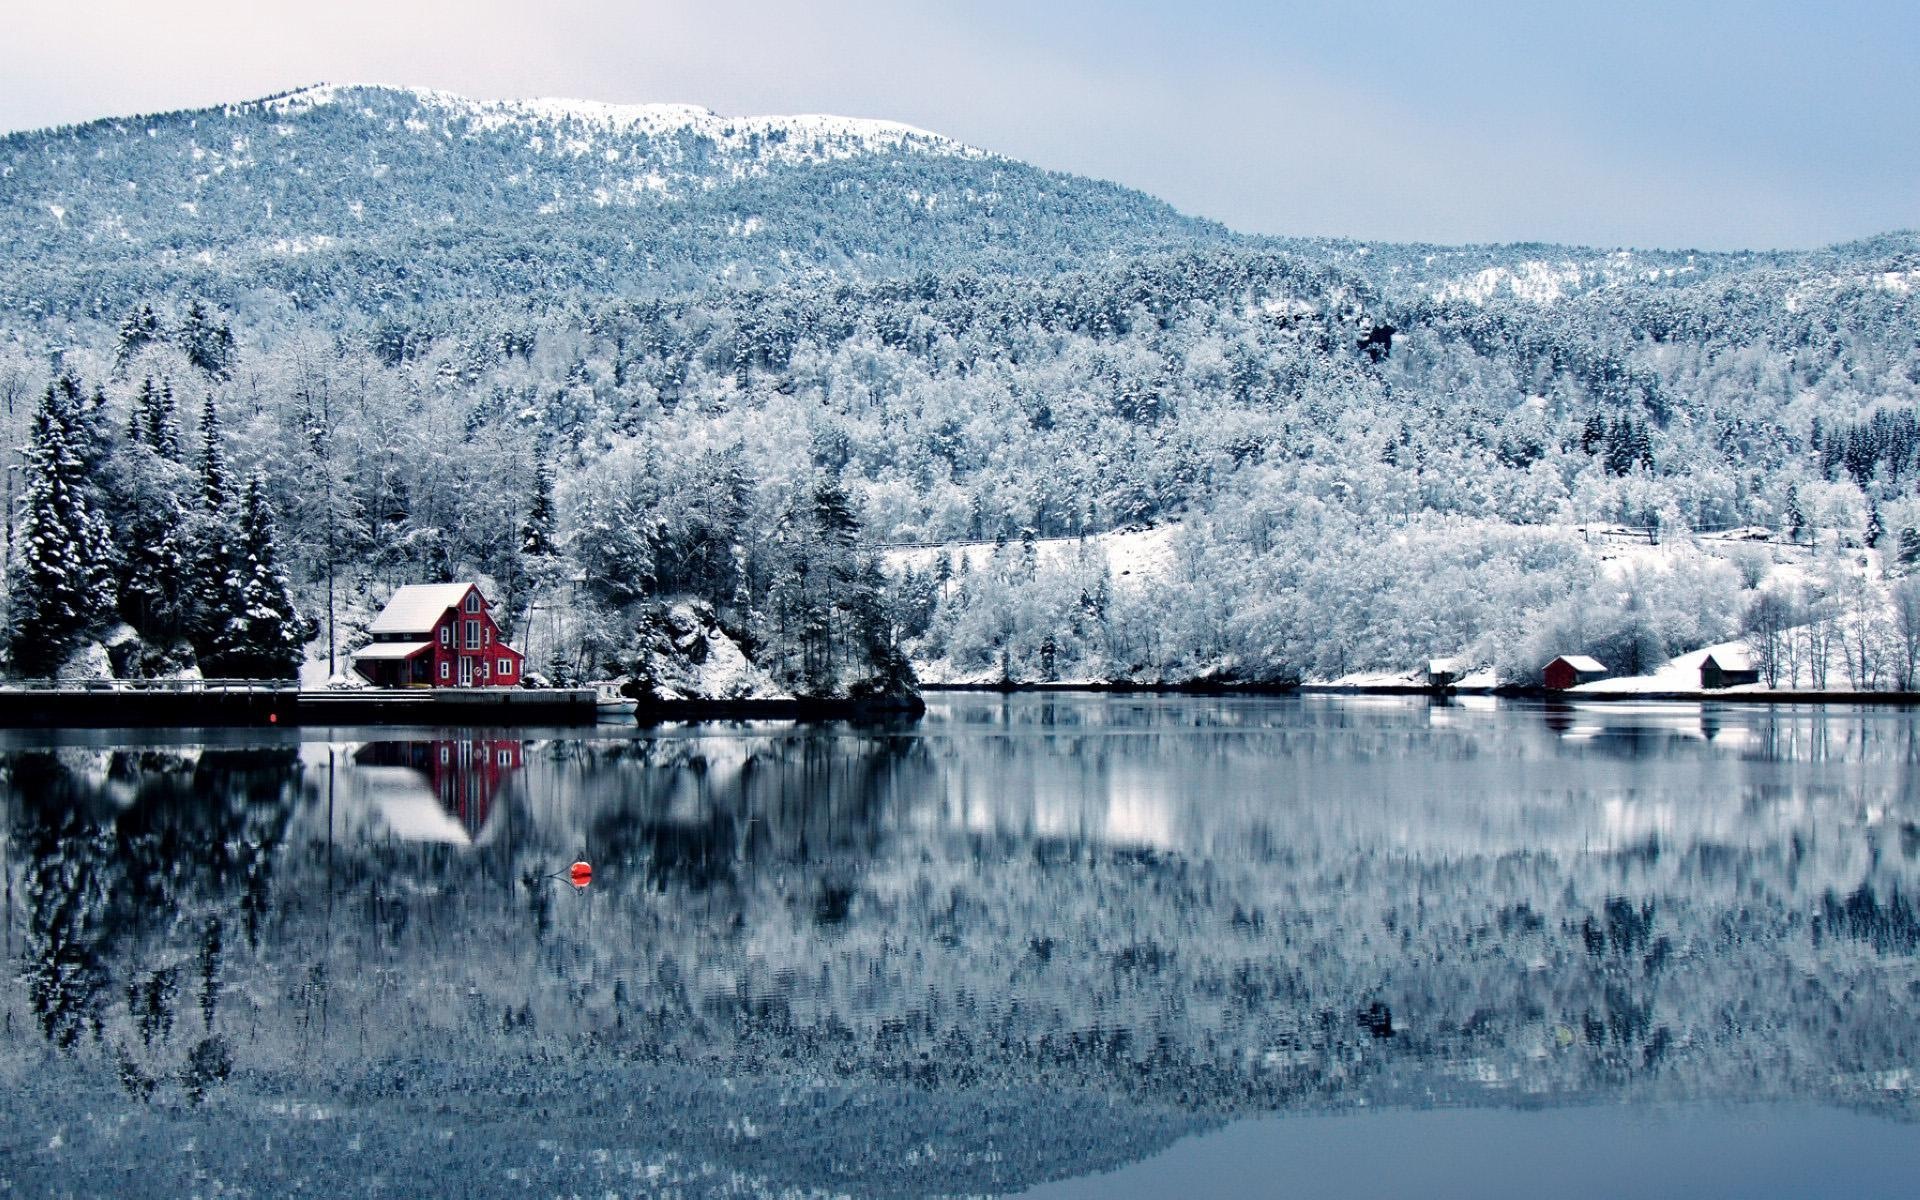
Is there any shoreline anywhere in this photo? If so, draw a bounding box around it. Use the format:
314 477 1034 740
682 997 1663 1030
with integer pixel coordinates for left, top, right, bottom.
922 681 1920 706
630 693 928 723
0 684 932 728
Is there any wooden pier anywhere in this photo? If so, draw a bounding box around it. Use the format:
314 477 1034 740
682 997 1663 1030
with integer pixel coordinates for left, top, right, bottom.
0 680 598 728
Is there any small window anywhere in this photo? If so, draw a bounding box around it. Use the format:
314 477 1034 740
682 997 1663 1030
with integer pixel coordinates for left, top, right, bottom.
439 625 451 647
497 657 512 674
464 591 481 613
439 662 450 681
497 749 512 767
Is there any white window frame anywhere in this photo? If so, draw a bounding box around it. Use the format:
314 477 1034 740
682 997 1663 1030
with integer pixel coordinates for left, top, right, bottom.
464 620 481 649
497 657 512 675
438 661 450 681
464 591 481 613
439 625 451 647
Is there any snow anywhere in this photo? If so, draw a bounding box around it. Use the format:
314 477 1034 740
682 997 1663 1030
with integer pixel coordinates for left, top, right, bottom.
883 525 1180 594
367 583 476 635
1435 261 1585 306
349 640 432 661
1554 655 1607 674
257 84 985 167
637 603 790 702
1570 641 1751 694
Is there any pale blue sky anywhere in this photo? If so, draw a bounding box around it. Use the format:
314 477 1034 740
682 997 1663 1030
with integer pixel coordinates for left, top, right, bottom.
4 0 1913 249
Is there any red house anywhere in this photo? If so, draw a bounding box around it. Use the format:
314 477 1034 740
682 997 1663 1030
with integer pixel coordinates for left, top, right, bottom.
350 583 524 688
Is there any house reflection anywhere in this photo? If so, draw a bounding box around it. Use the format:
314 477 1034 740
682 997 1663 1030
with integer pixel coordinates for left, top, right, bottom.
353 738 524 844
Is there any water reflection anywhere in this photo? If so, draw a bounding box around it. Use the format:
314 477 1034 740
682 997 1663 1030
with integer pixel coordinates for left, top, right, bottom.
351 738 524 844
0 697 1916 1197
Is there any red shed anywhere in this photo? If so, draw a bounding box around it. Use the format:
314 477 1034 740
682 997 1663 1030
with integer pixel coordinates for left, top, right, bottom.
1543 655 1608 690
350 583 524 688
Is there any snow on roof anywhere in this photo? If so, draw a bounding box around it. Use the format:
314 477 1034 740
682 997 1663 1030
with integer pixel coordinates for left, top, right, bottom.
1701 649 1754 671
368 583 478 635
1554 655 1607 673
349 640 433 660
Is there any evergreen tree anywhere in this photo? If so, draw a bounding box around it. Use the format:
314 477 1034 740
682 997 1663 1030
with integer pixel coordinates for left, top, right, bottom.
520 457 557 558
1785 485 1807 543
187 511 238 671
115 303 163 365
198 393 227 512
1898 528 1920 571
6 383 117 674
203 472 308 679
119 495 192 641
178 301 235 379
129 377 158 449
151 380 181 462
1580 413 1607 456
1867 503 1885 549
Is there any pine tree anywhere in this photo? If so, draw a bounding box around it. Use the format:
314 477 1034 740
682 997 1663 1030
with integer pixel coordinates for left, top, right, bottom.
1580 413 1607 456
1867 503 1885 549
119 496 192 640
208 472 308 679
178 301 234 379
199 394 227 512
115 303 162 366
152 380 181 462
129 377 158 449
1785 485 1807 543
520 457 557 558
6 383 118 674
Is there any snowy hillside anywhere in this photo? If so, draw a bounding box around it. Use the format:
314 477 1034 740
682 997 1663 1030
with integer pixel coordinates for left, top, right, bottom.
0 84 1227 315
260 83 979 168
1 86 1918 690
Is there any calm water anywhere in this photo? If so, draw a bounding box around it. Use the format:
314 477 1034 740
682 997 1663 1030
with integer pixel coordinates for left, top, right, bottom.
1 694 1916 1197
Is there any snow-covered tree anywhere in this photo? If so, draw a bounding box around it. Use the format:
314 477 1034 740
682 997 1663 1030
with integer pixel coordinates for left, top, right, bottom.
198 473 309 678
5 381 118 673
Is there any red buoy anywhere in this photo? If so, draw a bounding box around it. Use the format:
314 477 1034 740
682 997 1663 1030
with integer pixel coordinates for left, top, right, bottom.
568 861 592 888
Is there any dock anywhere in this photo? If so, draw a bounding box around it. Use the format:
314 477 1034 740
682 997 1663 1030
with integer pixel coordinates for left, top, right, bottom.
0 680 598 727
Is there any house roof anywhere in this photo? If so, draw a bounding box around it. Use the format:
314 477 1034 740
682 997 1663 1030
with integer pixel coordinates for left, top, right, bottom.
368 584 477 635
1553 655 1607 673
350 640 433 661
1702 650 1754 671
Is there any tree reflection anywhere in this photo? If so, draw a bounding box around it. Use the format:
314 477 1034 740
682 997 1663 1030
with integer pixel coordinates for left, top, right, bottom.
1 698 1916 1194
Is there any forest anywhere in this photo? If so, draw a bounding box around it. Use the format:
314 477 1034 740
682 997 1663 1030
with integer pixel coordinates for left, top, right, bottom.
1 85 1917 688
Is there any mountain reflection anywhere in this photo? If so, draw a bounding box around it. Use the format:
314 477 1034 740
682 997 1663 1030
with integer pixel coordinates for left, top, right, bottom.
1 696 1916 1197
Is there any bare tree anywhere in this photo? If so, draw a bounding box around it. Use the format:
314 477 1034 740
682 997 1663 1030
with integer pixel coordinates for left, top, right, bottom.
1802 592 1837 689
1744 592 1792 688
1891 577 1920 691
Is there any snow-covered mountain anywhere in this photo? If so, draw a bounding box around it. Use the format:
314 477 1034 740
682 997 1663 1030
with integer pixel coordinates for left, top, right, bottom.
0 83 1229 317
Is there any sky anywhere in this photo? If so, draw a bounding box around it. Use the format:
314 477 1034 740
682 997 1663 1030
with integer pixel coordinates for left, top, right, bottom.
2 0 1914 251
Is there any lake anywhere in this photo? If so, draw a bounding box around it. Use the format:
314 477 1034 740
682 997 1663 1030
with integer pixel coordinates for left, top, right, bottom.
1 694 1916 1197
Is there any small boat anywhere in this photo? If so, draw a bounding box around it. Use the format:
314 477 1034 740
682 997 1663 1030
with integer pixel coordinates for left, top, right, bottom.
591 681 637 718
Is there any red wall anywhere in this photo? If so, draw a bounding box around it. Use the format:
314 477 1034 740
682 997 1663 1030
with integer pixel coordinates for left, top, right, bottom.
422 591 523 687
